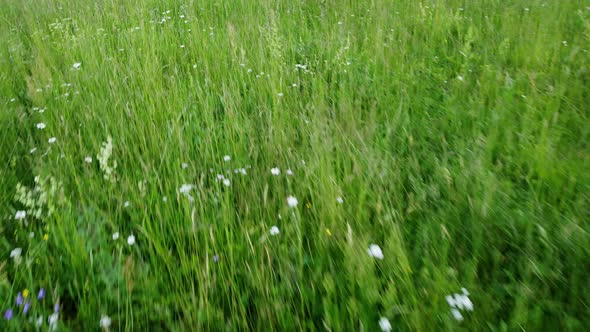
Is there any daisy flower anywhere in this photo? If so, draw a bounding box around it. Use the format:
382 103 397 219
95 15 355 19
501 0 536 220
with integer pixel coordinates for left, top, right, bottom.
446 287 473 321
379 317 392 332
15 210 26 220
287 195 298 207
367 244 384 259
10 248 22 260
270 226 280 236
99 315 112 329
179 184 193 194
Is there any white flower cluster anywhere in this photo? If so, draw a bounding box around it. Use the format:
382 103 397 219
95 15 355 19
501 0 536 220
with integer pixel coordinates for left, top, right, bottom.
97 136 117 182
179 184 195 202
446 288 473 321
14 176 63 221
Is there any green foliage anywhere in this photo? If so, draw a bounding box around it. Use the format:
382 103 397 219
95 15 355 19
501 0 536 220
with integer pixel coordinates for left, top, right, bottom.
1 0 589 330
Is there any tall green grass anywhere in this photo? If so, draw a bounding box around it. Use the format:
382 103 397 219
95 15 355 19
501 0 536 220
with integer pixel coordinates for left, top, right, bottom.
1 0 589 330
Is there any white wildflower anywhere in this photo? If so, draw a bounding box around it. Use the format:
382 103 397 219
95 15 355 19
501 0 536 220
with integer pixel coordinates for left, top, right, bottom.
454 293 473 311
367 244 384 260
223 155 231 162
112 232 119 240
48 312 59 330
48 137 57 144
271 167 280 175
36 123 46 129
223 178 230 187
182 163 188 169
72 62 81 69
446 295 456 307
123 201 130 208
179 184 193 194
10 248 22 259
97 136 117 182
84 156 93 163
15 210 26 220
450 308 463 321
336 196 344 204
286 169 293 176
446 288 473 321
270 226 280 236
99 315 112 329
287 195 298 207
36 315 43 327
379 317 392 332
127 235 135 246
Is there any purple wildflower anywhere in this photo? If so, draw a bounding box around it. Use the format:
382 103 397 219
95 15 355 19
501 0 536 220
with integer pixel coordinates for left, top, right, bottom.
54 303 60 313
23 302 31 314
38 288 45 300
4 309 13 320
16 293 23 306
213 255 219 262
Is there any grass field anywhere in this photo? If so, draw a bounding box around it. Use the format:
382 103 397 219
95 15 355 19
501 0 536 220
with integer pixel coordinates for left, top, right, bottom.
1 0 589 330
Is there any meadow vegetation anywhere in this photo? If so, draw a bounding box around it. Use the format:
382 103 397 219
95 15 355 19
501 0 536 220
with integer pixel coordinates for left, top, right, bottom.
1 0 589 330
